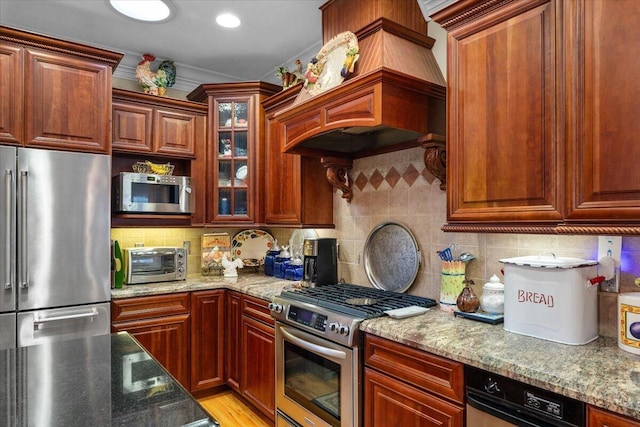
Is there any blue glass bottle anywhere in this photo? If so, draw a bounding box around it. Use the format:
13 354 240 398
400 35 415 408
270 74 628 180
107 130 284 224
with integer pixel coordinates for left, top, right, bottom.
264 241 280 276
274 246 290 279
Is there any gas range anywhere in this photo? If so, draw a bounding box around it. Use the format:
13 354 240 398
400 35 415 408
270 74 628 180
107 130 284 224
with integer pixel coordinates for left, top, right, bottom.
269 283 437 347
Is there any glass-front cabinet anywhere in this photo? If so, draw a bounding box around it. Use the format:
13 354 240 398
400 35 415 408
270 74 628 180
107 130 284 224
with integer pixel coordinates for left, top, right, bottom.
187 82 280 224
216 100 249 217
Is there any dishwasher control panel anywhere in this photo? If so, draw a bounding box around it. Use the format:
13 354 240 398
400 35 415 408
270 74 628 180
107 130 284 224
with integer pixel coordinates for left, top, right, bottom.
525 391 563 418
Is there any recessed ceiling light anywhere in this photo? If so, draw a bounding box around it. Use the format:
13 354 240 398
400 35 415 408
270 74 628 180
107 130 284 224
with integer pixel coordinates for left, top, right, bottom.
216 13 241 28
109 0 175 23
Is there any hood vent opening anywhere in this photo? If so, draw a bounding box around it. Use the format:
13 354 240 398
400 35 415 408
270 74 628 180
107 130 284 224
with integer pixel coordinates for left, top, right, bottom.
273 0 448 199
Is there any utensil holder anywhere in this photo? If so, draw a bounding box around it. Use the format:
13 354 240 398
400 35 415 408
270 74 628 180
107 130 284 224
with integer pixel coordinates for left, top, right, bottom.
440 260 466 312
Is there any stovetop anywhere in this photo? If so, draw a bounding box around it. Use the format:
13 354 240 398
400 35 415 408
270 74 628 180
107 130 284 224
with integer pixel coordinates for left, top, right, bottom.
278 282 437 319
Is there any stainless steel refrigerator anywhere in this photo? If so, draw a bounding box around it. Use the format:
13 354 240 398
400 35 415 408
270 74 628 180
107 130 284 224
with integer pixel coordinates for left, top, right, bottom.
0 147 111 349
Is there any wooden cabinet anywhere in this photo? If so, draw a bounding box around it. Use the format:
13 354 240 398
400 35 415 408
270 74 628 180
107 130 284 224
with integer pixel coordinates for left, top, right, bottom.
364 333 464 427
434 0 640 234
190 290 225 393
112 88 207 159
0 26 122 153
225 290 242 392
187 82 280 225
240 295 276 421
563 0 640 229
262 84 334 227
111 293 191 389
588 405 640 426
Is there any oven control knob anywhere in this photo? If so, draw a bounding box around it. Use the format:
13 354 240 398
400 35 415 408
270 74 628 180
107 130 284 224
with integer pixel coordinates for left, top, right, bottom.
178 267 184 272
484 378 501 394
329 322 340 333
338 324 350 336
268 303 283 313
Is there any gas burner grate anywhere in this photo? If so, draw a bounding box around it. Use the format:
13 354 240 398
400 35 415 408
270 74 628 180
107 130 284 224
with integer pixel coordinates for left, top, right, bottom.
280 283 437 319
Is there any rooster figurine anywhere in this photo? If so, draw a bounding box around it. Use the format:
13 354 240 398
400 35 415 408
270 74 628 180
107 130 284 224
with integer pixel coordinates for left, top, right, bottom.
221 254 244 277
136 53 176 96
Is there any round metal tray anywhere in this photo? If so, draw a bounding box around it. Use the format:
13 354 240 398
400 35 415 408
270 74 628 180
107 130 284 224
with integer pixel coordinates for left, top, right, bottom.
363 222 421 293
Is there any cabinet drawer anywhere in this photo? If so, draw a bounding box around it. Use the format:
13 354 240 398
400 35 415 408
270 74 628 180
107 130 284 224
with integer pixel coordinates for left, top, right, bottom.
364 334 464 404
242 295 274 326
111 293 190 322
588 405 640 427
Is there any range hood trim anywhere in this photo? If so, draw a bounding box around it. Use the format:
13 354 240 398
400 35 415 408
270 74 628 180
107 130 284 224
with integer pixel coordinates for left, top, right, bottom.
276 68 446 158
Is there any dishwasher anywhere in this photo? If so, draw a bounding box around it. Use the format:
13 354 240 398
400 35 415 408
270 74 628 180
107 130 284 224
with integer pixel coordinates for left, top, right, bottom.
465 366 585 427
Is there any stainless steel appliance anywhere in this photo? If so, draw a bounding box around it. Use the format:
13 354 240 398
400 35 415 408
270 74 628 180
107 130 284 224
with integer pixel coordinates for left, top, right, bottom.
123 246 187 285
466 365 585 426
0 147 111 350
112 172 192 214
302 238 337 286
270 283 437 427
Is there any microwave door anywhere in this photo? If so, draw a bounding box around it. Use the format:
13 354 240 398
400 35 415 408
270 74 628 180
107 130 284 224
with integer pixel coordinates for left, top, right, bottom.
130 181 181 213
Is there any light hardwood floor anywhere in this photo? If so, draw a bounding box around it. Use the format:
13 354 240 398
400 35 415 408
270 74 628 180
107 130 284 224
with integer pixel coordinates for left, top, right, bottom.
199 390 272 427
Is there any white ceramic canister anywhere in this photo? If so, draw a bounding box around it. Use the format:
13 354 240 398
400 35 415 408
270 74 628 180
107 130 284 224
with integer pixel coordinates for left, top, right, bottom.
618 292 640 355
480 274 504 314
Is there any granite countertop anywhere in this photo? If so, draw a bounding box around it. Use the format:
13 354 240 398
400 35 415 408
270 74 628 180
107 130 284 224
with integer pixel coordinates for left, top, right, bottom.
0 332 217 426
111 275 640 420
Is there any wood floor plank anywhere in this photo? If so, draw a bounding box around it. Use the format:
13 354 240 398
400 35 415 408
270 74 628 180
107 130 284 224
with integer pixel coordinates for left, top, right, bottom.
199 390 272 427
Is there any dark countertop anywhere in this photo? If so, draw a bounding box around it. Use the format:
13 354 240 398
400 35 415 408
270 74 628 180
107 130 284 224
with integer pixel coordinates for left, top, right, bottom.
0 332 218 427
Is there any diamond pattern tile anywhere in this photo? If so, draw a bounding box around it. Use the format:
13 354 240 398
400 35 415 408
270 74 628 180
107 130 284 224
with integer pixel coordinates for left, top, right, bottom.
369 170 384 189
355 172 368 191
385 167 401 188
402 164 420 186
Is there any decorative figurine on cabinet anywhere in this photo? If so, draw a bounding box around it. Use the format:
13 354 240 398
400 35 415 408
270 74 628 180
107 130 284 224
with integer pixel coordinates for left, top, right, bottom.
136 53 176 96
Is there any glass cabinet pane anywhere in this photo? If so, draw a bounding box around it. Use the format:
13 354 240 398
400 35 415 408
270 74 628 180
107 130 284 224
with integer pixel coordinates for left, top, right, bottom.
219 102 232 127
234 160 247 187
219 132 232 157
219 189 231 215
234 190 247 215
234 102 248 127
218 161 231 187
234 132 247 157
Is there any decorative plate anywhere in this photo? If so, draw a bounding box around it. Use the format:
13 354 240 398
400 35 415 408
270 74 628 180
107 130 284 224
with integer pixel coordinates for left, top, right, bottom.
304 31 359 96
231 229 275 267
363 222 421 293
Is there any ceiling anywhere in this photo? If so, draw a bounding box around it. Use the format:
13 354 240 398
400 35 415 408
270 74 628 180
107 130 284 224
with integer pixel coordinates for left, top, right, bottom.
0 0 326 92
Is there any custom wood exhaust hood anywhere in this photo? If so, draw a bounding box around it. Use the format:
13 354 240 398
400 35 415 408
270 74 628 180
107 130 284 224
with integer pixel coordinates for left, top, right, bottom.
274 1 448 200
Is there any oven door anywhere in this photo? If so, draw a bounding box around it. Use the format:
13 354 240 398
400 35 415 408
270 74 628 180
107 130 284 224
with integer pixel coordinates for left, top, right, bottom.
275 322 359 427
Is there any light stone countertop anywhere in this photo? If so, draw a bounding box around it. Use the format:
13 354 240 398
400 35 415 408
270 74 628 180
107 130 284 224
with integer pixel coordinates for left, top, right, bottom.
111 275 640 420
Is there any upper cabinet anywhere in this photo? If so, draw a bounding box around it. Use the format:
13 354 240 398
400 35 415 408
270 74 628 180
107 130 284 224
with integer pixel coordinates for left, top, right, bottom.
0 26 122 154
112 89 206 159
188 82 280 225
433 0 640 234
262 84 334 228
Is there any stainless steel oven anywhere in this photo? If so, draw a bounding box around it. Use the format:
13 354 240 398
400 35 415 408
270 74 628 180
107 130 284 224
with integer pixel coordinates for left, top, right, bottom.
276 322 359 427
270 283 437 427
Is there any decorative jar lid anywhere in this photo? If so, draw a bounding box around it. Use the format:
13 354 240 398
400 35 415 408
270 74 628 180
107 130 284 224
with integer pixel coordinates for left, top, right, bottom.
483 274 504 290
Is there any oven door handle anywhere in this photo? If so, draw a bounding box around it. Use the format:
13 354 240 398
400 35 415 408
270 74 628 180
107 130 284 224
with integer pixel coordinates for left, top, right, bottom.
280 326 347 360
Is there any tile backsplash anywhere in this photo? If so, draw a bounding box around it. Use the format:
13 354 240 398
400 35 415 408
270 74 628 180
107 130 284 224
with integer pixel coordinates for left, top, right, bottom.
112 147 640 338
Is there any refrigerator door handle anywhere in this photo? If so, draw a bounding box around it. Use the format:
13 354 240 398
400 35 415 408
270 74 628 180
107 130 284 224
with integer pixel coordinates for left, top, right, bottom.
4 169 12 290
33 307 99 329
19 170 28 289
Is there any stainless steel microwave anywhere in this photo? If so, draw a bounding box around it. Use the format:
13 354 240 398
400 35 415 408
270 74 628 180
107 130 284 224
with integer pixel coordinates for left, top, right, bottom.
112 172 192 214
123 246 187 285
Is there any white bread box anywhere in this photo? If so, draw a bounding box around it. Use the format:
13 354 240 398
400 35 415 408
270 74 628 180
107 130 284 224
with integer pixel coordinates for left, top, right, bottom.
500 256 599 345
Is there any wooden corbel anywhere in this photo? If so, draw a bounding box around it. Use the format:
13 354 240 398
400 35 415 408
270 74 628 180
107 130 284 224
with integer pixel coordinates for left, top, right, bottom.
321 156 353 202
421 133 447 191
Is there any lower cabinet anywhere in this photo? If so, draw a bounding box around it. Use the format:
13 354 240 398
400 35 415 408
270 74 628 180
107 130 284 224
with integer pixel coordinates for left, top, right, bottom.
225 290 242 392
240 295 276 421
588 405 640 427
111 293 191 389
190 290 225 392
364 333 464 427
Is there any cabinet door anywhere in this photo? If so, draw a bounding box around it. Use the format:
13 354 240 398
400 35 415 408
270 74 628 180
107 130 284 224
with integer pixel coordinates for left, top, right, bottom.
190 290 225 392
565 0 640 224
112 101 153 153
112 314 191 389
154 108 198 158
364 367 464 427
225 291 242 392
445 1 562 224
0 42 23 146
588 405 640 427
24 47 111 153
241 315 275 421
212 98 254 221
